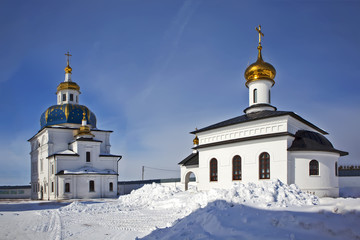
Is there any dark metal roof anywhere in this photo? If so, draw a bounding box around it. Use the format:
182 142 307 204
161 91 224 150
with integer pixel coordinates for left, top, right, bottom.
0 185 31 189
118 178 181 185
339 169 360 176
47 153 79 158
288 130 348 156
99 154 122 158
191 110 327 135
178 152 199 166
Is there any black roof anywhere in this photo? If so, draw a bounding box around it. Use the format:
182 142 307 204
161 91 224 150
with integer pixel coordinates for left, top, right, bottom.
288 130 348 156
191 110 327 135
178 152 199 166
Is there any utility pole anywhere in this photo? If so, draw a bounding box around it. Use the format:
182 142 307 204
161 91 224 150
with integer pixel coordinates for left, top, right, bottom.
142 166 144 180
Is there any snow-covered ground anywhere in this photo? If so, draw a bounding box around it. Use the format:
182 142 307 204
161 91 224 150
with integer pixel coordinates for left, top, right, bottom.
0 180 359 240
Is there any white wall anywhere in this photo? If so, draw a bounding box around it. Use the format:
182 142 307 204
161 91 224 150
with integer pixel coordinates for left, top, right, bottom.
195 136 289 190
290 151 339 197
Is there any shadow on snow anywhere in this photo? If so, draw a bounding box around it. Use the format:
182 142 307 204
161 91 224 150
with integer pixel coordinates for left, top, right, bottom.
140 200 360 240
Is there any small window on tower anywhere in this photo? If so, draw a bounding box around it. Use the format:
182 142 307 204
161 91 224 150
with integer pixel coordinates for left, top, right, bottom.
269 90 271 103
86 152 91 162
254 89 258 103
76 95 78 103
62 94 66 101
70 94 73 101
89 180 95 192
109 182 113 192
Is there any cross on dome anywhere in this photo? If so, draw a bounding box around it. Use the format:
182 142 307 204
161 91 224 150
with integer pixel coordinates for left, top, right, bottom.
64 51 73 74
255 25 264 46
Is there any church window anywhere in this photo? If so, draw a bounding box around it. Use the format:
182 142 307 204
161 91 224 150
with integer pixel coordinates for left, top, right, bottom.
52 164 54 174
86 152 91 162
109 182 113 192
62 94 66 101
65 183 70 193
210 158 218 181
335 162 338 176
40 159 43 172
89 180 95 192
232 155 242 180
259 152 270 179
76 95 78 103
70 94 73 101
269 90 271 103
309 160 319 176
253 89 258 103
51 182 54 192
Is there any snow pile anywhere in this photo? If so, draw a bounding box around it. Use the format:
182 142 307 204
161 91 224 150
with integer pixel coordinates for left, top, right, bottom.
63 166 116 175
119 179 318 213
118 183 182 209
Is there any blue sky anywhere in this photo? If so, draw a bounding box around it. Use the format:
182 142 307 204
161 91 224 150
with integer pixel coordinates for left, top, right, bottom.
0 0 359 185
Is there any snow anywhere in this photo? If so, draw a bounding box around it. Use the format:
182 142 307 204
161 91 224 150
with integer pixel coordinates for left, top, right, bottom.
63 166 116 175
0 180 360 239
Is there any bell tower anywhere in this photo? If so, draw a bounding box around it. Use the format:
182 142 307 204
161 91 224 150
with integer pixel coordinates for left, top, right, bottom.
244 25 276 114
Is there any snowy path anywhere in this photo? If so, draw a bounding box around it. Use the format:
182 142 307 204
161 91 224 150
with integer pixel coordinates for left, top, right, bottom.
0 182 360 239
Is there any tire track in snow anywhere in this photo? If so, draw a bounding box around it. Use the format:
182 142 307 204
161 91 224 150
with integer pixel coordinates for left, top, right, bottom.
35 210 63 239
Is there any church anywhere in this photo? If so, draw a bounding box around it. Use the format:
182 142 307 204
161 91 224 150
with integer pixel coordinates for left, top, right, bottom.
28 53 121 200
179 26 348 197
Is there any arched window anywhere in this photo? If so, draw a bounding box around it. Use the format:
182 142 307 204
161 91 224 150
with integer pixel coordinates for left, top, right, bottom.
268 90 271 103
232 155 242 180
309 160 319 176
253 89 258 103
65 183 70 193
210 158 218 181
259 152 270 179
89 180 95 192
109 182 113 192
335 162 338 176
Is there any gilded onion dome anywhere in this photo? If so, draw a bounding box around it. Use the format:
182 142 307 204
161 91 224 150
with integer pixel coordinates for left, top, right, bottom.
193 135 199 145
244 25 276 87
64 64 72 73
56 82 80 93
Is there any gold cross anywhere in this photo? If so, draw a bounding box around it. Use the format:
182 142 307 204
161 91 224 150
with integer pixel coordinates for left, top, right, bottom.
256 25 264 46
65 51 72 66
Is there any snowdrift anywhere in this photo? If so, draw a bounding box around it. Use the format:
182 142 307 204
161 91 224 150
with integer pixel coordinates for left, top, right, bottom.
119 179 318 211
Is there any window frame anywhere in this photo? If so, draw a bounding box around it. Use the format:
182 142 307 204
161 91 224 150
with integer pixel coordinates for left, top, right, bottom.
209 158 218 182
309 160 319 176
70 93 74 101
232 155 242 181
253 88 258 103
86 151 91 162
259 152 270 179
89 180 95 192
65 183 70 193
62 94 66 101
109 182 113 192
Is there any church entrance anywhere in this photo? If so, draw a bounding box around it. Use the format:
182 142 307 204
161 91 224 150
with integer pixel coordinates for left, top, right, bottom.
184 171 196 191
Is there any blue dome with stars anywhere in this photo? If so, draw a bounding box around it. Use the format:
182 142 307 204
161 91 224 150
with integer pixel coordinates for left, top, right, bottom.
40 104 97 129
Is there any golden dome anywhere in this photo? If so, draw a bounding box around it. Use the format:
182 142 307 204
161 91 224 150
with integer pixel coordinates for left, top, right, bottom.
56 82 80 93
244 45 276 87
193 135 199 145
76 113 94 137
64 65 72 73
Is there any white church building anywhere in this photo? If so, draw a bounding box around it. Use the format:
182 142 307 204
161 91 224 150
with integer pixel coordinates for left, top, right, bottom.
179 26 347 197
28 53 121 200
